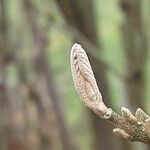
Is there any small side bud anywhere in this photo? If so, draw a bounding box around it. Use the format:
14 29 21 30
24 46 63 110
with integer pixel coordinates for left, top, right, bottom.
121 107 137 123
102 108 112 119
113 128 129 139
135 108 149 122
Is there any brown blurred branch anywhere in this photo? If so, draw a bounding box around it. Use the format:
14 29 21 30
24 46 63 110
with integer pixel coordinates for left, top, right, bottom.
120 0 148 110
22 1 78 150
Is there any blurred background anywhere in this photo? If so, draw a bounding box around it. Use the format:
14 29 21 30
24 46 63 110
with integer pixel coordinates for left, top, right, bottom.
0 0 150 150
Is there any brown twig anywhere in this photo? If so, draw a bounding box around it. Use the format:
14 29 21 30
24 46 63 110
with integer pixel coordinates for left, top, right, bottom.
70 43 150 144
